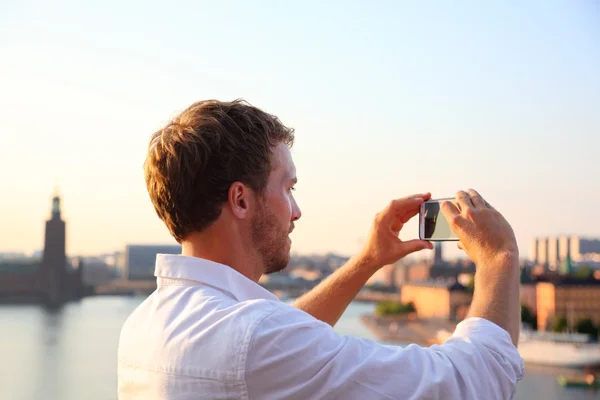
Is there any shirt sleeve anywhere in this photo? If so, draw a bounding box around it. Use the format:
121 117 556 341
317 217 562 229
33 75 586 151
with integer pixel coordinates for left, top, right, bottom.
245 304 524 400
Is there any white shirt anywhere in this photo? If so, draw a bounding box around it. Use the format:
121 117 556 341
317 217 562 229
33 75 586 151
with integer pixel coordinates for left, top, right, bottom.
118 254 524 400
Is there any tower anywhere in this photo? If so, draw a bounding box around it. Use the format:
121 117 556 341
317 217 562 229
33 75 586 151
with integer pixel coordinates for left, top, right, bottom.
434 242 443 265
40 194 67 306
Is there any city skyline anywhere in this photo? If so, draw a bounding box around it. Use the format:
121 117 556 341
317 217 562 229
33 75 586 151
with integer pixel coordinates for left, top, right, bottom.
5 190 600 265
1 1 599 258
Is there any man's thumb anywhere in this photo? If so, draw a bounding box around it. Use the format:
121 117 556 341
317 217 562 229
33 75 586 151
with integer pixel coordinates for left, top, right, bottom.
400 240 433 256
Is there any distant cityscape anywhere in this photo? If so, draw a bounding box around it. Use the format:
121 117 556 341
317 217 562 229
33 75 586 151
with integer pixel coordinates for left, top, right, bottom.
2 193 600 338
529 236 600 272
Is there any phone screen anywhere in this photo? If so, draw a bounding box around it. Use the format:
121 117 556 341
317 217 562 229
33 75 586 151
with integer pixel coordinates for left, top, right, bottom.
421 200 459 241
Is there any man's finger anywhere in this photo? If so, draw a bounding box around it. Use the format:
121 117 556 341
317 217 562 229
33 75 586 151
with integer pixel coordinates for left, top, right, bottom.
455 190 474 212
390 193 431 212
467 189 486 209
440 200 459 219
399 239 433 256
386 193 431 228
399 206 421 224
386 197 424 220
401 192 431 202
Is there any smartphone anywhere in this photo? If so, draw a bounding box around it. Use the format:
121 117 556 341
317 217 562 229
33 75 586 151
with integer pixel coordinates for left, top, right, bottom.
419 198 459 241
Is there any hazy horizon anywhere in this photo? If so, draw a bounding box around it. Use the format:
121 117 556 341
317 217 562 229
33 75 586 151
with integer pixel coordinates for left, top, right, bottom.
1 1 599 260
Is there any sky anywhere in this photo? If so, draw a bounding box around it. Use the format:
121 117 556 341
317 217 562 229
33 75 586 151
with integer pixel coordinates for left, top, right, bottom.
1 0 599 261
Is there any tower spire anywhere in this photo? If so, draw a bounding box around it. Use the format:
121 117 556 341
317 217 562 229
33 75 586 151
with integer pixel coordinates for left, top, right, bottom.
51 191 61 220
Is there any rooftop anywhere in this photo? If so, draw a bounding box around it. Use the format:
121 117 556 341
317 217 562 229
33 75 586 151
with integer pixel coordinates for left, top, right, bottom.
550 276 600 287
404 278 466 291
0 260 40 274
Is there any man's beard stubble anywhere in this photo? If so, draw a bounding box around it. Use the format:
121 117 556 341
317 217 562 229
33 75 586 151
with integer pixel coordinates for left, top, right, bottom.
251 203 290 275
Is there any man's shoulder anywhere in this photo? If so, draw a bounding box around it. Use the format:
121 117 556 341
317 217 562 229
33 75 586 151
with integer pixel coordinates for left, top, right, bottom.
117 285 307 376
119 285 285 341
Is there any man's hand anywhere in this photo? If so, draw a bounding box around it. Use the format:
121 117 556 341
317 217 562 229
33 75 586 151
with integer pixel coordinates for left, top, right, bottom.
358 193 434 269
441 189 519 269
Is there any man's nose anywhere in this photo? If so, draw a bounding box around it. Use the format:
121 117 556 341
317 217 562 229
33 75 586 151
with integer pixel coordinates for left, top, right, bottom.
292 201 302 222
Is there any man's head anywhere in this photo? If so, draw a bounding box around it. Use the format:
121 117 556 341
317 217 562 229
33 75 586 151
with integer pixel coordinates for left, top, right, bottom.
144 99 301 274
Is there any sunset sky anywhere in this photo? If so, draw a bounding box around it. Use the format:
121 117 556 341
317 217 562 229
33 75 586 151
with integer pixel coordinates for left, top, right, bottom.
1 0 599 260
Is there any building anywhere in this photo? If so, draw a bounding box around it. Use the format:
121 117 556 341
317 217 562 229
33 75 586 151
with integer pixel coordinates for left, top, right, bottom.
407 262 431 282
570 236 600 263
547 237 559 271
536 277 600 332
0 260 41 298
520 269 537 315
366 260 411 287
401 279 472 321
124 244 181 280
520 283 537 315
403 243 475 284
532 235 600 269
559 235 570 261
537 238 549 267
0 194 83 305
79 256 117 286
40 195 68 304
529 238 539 263
0 252 28 260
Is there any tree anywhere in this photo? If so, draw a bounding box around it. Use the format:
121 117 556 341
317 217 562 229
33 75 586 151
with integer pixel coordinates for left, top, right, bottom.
521 304 537 330
552 316 568 333
574 265 594 279
575 318 598 339
375 301 417 317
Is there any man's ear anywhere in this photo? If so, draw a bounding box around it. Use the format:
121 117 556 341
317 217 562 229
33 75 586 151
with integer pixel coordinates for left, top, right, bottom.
228 182 251 219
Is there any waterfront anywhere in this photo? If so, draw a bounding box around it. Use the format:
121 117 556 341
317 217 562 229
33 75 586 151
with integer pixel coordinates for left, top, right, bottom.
1 296 598 400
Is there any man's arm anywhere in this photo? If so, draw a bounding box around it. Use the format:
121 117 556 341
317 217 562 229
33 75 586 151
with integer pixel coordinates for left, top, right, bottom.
247 301 523 400
291 255 378 326
292 194 433 326
441 190 521 345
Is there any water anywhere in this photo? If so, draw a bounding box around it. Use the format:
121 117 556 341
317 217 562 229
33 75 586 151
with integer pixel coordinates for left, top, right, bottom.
0 297 597 400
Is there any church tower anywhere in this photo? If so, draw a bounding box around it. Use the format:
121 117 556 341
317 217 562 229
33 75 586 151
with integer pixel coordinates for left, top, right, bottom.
41 193 67 306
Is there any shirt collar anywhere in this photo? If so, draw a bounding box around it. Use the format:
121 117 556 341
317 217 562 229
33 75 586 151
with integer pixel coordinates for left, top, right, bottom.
154 254 279 303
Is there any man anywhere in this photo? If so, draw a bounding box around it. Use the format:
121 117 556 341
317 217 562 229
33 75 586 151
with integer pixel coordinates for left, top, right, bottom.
118 99 523 399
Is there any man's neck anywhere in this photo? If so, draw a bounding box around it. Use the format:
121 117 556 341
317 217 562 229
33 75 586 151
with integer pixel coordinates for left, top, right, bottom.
181 229 263 282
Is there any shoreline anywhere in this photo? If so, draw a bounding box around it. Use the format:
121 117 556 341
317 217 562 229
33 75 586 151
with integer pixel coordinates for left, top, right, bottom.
360 313 457 346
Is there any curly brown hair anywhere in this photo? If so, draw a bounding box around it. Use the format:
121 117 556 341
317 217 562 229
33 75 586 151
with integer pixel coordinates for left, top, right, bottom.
144 99 295 242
